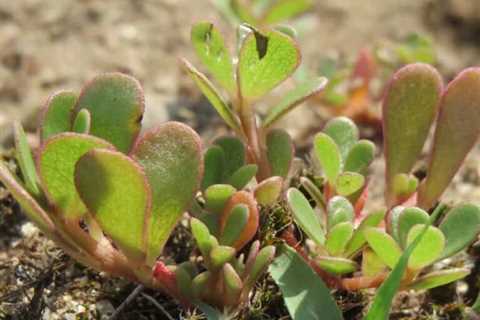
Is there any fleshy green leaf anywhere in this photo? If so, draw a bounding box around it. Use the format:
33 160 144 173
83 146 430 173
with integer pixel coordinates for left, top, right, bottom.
191 218 214 257
201 146 226 190
327 196 354 230
362 248 387 277
392 173 418 199
237 27 300 100
75 149 151 261
388 206 404 242
74 73 144 153
72 109 91 134
364 225 429 320
254 176 283 206
210 245 236 269
0 161 54 234
269 245 343 320
220 191 259 251
397 207 430 248
176 263 194 298
38 133 113 219
191 22 235 92
335 172 365 196
287 188 325 245
228 164 258 189
263 0 313 24
266 129 293 178
204 184 236 214
408 269 469 290
407 224 445 270
383 64 442 206
314 132 341 185
182 60 241 131
13 122 41 197
364 227 402 269
263 77 328 127
40 91 77 142
219 204 249 246
214 136 245 178
244 245 276 289
223 263 243 305
133 122 202 265
344 140 375 174
439 204 480 259
323 117 359 160
325 221 354 256
316 256 357 275
344 210 385 257
419 68 480 209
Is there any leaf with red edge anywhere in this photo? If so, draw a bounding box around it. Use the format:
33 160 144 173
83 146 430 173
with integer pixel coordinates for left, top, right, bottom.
219 191 259 251
419 68 480 209
133 122 203 265
74 73 144 153
383 64 443 206
40 90 77 142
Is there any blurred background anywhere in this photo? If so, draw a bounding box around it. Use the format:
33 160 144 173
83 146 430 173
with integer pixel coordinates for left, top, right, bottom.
0 0 479 144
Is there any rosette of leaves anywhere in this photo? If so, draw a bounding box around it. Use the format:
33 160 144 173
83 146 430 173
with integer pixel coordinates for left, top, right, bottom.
213 0 314 29
287 188 385 278
152 180 279 314
0 73 203 297
183 21 326 180
363 205 478 291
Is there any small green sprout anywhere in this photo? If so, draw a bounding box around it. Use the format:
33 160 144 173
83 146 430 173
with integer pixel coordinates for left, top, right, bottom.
1 73 203 299
184 21 326 181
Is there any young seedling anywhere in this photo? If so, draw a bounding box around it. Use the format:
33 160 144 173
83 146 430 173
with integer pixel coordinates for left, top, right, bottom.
272 63 480 318
0 73 203 301
183 21 326 181
213 0 314 30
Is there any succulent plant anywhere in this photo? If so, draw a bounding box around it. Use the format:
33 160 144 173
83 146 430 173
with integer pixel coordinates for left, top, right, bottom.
0 73 204 299
272 64 480 319
183 21 325 181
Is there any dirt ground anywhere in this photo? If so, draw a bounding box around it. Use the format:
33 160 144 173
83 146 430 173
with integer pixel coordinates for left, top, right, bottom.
1 0 480 319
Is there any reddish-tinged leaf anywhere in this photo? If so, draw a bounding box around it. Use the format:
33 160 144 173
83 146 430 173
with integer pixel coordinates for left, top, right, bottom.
383 64 443 206
219 191 259 251
133 122 203 265
39 91 77 142
419 68 480 209
74 73 144 153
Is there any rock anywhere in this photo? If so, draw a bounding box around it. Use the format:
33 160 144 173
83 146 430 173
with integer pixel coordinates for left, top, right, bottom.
96 300 115 319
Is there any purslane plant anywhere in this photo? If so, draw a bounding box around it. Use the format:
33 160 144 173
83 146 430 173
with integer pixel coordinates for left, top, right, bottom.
0 73 205 299
273 64 480 318
183 21 326 181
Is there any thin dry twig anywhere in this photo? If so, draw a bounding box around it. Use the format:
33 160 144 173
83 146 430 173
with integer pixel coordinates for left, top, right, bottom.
141 292 176 320
108 285 145 320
